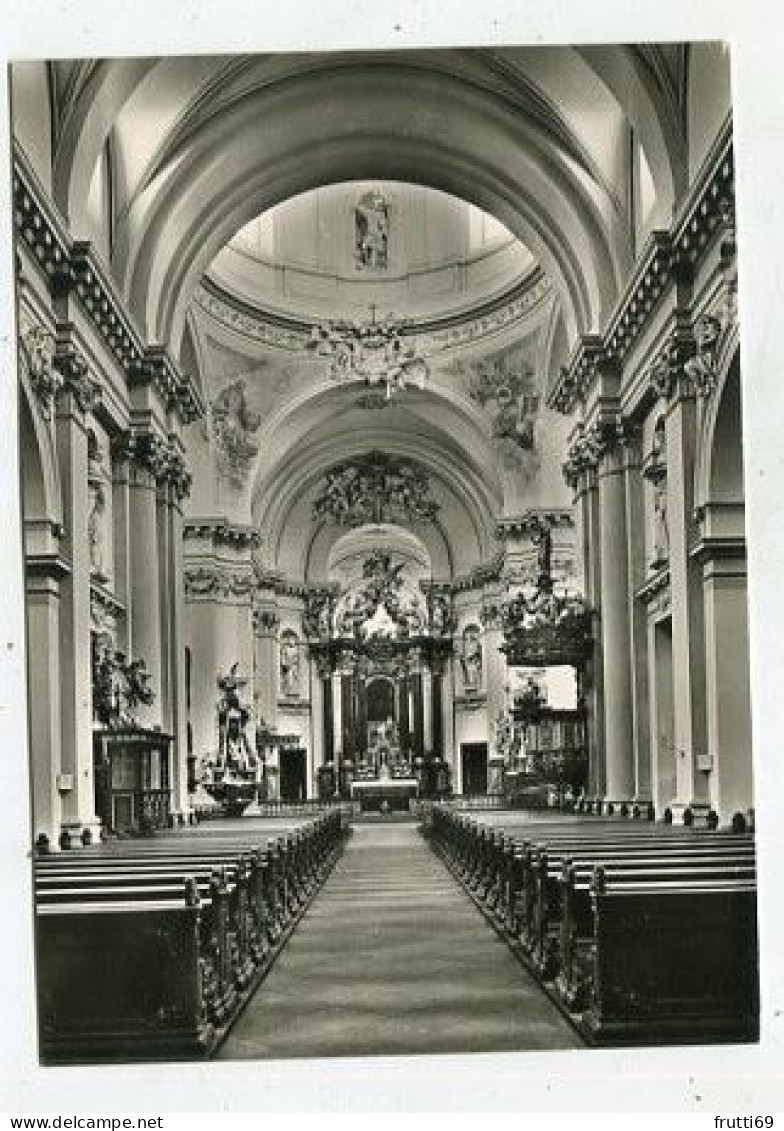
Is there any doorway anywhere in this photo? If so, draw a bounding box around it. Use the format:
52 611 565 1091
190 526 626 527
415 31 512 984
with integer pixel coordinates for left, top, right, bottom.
279 747 307 802
460 742 488 795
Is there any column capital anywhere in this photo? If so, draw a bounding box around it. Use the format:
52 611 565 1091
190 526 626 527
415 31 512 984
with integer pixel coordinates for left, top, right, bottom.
18 313 62 422
53 328 102 419
253 608 280 636
683 314 724 401
111 427 192 501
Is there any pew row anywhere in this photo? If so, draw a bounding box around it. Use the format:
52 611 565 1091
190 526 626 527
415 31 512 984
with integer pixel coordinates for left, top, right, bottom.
422 805 758 1046
35 812 348 1063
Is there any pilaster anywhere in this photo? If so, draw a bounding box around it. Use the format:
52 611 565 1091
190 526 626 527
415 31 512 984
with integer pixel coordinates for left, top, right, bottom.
663 368 710 820
54 363 101 845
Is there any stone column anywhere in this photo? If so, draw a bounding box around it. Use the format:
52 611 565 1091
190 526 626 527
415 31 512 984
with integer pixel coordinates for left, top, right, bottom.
666 385 709 820
576 466 604 797
111 455 131 655
25 559 64 846
701 546 752 821
321 670 334 764
331 672 343 763
254 609 279 728
309 661 324 781
484 623 506 735
431 666 444 756
597 423 635 803
341 673 355 760
441 656 455 771
55 375 101 845
411 671 424 756
399 672 410 754
125 432 163 725
422 667 433 755
158 446 191 819
623 433 652 801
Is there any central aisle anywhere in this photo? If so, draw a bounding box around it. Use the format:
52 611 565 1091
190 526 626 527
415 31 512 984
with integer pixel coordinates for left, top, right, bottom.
218 820 580 1059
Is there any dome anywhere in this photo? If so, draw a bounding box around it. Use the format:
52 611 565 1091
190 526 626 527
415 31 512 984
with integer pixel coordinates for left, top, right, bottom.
207 181 536 324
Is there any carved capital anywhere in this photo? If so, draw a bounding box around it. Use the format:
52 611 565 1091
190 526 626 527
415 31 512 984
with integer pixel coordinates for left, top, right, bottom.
684 315 723 400
254 609 280 634
162 443 192 502
647 329 698 404
53 339 101 415
19 318 61 420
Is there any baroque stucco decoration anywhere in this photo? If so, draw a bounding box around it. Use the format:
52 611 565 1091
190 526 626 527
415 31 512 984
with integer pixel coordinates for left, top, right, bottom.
448 347 542 476
312 452 440 528
211 378 262 485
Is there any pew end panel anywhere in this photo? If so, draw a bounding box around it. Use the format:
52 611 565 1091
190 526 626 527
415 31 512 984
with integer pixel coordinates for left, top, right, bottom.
37 903 215 1064
583 888 759 1046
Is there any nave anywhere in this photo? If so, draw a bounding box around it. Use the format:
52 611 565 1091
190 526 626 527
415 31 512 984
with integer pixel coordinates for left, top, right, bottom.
12 43 756 1064
34 799 756 1063
219 819 578 1059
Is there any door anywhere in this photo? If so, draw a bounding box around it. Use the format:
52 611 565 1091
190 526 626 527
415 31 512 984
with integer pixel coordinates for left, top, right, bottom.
461 742 488 795
279 747 307 802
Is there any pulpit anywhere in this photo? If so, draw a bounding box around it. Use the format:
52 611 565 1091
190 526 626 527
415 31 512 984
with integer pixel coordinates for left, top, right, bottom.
93 728 172 833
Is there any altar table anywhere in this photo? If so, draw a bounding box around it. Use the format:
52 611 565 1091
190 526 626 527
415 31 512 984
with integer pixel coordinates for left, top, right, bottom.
350 778 419 812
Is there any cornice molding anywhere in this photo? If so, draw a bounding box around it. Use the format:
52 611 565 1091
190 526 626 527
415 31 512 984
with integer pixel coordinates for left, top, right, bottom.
183 562 255 603
496 508 573 538
194 267 553 356
547 123 735 416
13 147 205 426
183 517 261 550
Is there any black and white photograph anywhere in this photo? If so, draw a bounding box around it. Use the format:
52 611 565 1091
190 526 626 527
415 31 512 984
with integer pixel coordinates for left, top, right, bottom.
2 2 784 1114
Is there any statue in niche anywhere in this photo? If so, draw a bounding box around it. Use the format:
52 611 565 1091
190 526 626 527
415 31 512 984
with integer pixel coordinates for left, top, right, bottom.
460 625 483 689
530 519 553 592
279 632 300 698
88 483 108 580
355 190 390 272
653 479 669 565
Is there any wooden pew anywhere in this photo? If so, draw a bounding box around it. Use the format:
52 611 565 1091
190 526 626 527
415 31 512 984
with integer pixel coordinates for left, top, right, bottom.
37 883 217 1062
34 811 347 1063
423 803 758 1046
581 866 758 1044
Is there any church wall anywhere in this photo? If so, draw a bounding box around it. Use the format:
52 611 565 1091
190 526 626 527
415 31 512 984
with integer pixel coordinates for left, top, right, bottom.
557 120 748 823
11 63 53 192
15 138 200 843
687 45 732 182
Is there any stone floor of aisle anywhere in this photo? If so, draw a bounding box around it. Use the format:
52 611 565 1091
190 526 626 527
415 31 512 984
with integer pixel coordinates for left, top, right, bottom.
218 820 580 1060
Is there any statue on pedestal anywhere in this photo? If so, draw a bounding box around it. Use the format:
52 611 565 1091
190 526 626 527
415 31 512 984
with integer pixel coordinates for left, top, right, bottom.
653 479 669 565
460 625 483 689
280 632 300 697
88 483 108 581
202 664 260 815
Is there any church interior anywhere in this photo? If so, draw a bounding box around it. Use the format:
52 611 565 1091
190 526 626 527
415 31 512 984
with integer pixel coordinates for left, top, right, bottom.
11 44 757 1062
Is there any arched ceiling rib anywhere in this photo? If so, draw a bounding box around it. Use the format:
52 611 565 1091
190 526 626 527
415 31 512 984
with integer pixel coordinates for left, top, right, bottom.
254 413 501 578
116 66 626 345
48 48 688 354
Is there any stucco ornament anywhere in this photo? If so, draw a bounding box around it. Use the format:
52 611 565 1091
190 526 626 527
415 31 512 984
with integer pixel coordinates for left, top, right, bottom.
211 379 262 484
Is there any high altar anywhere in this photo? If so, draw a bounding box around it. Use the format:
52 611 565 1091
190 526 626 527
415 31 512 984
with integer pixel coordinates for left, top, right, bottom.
307 551 452 805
